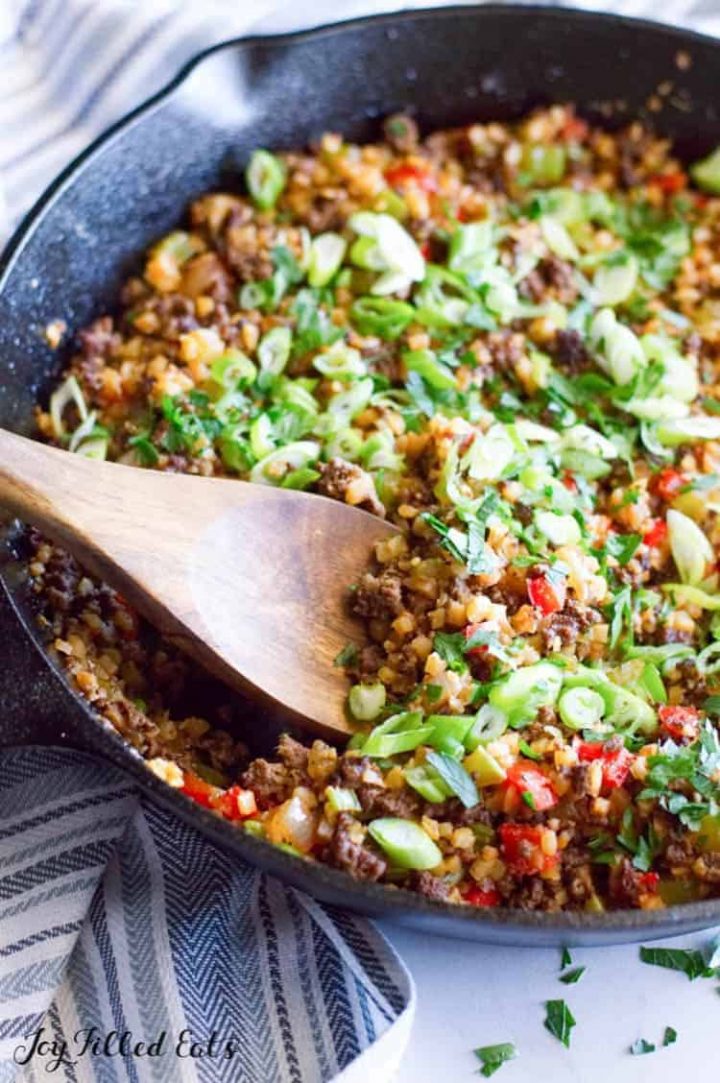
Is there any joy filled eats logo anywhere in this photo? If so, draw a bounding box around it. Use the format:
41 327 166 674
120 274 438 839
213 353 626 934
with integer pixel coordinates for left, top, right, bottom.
14 1027 239 1073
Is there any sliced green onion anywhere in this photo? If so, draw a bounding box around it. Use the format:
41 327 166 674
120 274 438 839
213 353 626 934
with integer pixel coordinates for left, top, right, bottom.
325 786 361 815
448 221 494 273
249 440 319 485
655 416 720 447
560 423 618 460
324 427 364 461
73 436 108 460
68 410 99 453
281 466 320 490
359 431 403 471
313 342 366 381
152 230 198 265
559 448 612 479
464 704 508 749
558 686 605 731
593 254 638 306
589 308 646 386
210 350 257 389
404 765 452 804
514 419 560 443
640 662 667 703
350 296 414 340
49 375 88 440
348 682 387 722
403 348 456 390
663 583 720 610
348 212 425 293
489 662 564 728
667 509 713 585
323 378 375 425
367 818 442 870
257 326 292 377
696 641 720 675
535 510 581 547
246 149 286 210
540 216 579 261
307 232 347 287
519 144 567 186
691 145 720 194
249 413 276 460
361 710 430 757
462 424 516 482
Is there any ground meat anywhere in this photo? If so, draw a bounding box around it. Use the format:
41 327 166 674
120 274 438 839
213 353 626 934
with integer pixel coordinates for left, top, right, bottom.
519 257 577 305
76 316 121 393
609 857 647 906
357 784 422 819
42 549 82 613
383 113 419 153
552 328 592 373
350 570 404 620
329 813 388 882
352 644 385 680
362 343 402 383
338 756 373 789
540 599 600 651
694 852 720 883
241 758 292 808
410 871 452 901
487 330 525 371
316 458 385 517
278 734 310 775
505 875 564 912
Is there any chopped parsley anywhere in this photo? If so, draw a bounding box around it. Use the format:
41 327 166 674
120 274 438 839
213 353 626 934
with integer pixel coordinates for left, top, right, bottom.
630 1038 656 1056
474 1042 518 1078
333 644 358 668
560 947 573 969
638 946 713 981
544 999 576 1048
559 966 586 985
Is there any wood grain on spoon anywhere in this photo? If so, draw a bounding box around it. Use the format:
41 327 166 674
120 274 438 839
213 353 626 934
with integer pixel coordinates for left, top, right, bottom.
0 428 397 740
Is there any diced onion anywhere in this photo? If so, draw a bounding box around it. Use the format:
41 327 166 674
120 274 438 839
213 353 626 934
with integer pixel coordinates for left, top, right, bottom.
560 423 618 460
593 254 638 306
540 216 579 261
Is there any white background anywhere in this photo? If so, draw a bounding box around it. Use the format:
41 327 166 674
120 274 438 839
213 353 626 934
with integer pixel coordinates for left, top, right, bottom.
382 923 719 1081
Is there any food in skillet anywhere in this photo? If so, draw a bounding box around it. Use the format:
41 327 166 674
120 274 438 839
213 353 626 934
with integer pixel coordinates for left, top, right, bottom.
28 106 720 911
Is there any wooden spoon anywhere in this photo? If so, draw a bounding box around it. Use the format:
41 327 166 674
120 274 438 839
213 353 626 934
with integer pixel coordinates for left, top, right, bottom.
0 428 397 740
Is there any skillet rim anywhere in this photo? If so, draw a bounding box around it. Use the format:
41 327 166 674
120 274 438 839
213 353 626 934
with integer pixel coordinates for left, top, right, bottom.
2 2 720 939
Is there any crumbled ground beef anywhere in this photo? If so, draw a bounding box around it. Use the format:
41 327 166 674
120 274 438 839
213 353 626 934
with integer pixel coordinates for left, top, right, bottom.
357 784 422 820
350 571 404 620
410 871 452 901
316 457 385 517
329 813 388 881
552 328 592 372
241 759 292 808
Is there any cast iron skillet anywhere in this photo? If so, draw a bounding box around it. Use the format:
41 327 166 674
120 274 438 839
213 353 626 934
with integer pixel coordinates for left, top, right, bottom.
2 4 720 945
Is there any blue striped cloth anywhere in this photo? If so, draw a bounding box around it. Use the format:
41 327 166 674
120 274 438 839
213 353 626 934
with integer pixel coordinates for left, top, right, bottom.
0 747 413 1082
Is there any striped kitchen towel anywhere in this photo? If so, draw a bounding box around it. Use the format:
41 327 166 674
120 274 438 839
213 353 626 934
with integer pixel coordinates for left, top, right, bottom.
0 746 413 1082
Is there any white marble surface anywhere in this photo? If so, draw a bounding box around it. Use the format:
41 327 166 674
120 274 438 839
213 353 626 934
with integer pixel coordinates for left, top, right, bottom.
380 922 719 1082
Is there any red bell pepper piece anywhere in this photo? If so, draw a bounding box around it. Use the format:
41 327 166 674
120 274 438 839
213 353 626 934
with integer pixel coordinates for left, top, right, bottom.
499 822 558 876
464 885 501 907
527 573 566 616
642 518 668 548
577 741 633 790
504 762 558 811
384 162 437 192
181 771 218 809
651 467 685 502
464 622 489 659
648 171 687 195
658 704 701 743
638 871 660 893
215 785 258 822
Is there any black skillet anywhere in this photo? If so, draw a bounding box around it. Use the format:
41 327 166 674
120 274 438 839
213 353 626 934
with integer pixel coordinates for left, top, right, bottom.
2 4 720 945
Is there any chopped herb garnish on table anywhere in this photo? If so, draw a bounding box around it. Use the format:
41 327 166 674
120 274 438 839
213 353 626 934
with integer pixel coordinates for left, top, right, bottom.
544 999 576 1048
639 946 713 980
630 1038 656 1056
559 966 586 985
560 947 573 969
663 1026 678 1047
474 1042 518 1078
